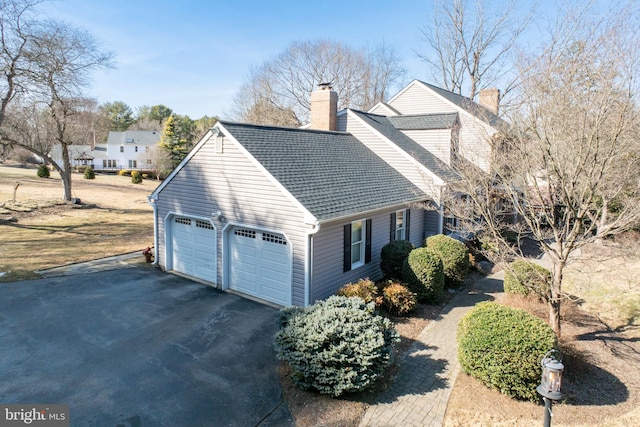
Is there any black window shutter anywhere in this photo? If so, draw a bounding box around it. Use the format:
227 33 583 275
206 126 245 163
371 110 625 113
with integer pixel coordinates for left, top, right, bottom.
365 219 372 264
405 209 411 241
343 224 352 272
390 212 396 241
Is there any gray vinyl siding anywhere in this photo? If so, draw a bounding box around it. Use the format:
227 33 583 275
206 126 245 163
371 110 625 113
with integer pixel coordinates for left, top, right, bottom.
344 112 442 198
310 210 391 302
407 207 425 247
401 129 453 166
424 209 441 237
155 134 310 306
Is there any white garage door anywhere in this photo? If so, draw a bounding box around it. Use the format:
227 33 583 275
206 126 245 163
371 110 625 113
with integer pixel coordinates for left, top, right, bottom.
230 227 291 306
171 216 216 282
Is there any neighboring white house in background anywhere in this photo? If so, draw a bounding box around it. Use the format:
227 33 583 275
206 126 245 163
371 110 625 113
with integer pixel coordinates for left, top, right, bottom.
148 80 504 308
50 130 161 171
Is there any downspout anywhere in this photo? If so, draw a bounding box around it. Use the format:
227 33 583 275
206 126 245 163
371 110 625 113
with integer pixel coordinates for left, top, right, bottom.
304 221 321 307
148 195 159 265
438 203 444 235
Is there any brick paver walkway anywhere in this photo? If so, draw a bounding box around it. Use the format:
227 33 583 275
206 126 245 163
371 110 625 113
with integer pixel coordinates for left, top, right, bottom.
359 271 505 427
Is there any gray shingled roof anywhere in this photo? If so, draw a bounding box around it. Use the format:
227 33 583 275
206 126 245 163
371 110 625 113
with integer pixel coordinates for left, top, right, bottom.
350 111 460 182
220 121 427 222
388 113 458 130
417 81 507 129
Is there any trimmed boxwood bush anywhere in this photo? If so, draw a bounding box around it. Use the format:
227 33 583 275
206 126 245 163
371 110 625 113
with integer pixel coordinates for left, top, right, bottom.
83 166 95 180
274 296 399 397
118 169 130 176
37 164 50 178
380 240 415 279
426 234 470 288
504 259 551 299
131 170 142 184
381 281 417 316
457 301 558 402
337 278 381 306
402 247 445 303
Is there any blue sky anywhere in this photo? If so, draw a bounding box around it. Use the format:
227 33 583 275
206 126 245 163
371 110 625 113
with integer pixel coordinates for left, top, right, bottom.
40 0 547 120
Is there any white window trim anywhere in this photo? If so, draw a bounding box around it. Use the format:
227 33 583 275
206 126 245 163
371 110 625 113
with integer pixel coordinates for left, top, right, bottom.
395 209 406 241
351 219 365 269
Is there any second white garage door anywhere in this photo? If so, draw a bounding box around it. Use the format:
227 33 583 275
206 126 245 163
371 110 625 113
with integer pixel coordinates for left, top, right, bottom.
230 227 291 306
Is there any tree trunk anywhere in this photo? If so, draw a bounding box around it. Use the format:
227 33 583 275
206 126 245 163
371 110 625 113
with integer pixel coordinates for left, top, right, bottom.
60 143 73 201
549 261 564 337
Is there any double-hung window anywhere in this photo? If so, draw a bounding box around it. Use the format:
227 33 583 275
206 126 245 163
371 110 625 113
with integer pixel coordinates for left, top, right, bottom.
390 209 410 241
395 209 406 240
343 219 372 272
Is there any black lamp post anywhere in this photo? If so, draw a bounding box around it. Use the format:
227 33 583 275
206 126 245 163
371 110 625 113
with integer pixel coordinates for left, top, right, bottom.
536 350 564 427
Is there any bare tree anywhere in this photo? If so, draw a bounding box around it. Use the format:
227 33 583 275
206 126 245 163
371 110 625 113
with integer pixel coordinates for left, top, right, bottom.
446 2 640 336
231 39 406 125
419 0 533 99
0 3 113 200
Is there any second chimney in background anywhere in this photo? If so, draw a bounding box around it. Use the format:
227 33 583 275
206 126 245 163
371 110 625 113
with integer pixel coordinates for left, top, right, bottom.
479 88 500 115
310 83 338 131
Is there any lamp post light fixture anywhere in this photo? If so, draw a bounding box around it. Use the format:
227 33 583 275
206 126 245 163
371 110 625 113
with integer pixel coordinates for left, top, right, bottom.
537 350 564 427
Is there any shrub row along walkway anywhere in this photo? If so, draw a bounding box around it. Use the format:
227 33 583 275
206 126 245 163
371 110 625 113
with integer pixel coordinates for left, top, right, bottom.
359 271 505 427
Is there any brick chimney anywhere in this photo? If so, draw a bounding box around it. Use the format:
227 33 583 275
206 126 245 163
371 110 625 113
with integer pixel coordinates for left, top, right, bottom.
479 88 500 114
310 83 337 131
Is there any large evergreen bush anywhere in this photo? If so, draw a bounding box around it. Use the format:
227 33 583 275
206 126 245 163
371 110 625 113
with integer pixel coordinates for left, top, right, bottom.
504 259 551 299
426 234 470 287
380 240 415 279
457 301 558 401
274 296 399 397
401 247 445 303
131 170 142 184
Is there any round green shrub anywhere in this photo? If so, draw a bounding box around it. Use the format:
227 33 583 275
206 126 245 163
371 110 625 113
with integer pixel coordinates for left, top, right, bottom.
504 259 551 299
37 164 50 178
131 170 142 184
83 166 95 180
380 240 415 279
426 234 470 288
337 278 381 306
401 247 444 303
382 281 417 316
457 301 558 402
274 296 399 397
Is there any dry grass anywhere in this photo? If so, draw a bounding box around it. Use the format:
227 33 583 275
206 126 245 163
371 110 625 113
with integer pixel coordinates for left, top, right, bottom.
0 165 158 281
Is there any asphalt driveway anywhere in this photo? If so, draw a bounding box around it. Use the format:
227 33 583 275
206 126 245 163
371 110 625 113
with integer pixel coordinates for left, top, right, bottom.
0 267 292 426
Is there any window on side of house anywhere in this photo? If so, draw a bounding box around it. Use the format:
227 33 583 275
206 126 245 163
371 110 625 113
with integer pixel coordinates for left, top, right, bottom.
128 159 137 168
119 146 124 153
343 218 372 272
390 209 411 242
135 146 138 152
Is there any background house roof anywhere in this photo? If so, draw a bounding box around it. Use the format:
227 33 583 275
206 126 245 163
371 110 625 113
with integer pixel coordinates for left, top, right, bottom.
106 130 161 146
387 113 459 130
349 110 460 182
416 80 506 129
221 121 426 222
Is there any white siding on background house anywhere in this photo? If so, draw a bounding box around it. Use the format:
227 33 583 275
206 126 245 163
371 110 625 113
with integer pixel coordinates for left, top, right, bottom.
155 133 311 306
401 129 453 166
388 82 496 173
388 83 452 115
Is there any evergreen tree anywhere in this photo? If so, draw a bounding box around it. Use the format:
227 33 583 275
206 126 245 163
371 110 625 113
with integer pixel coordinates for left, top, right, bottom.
159 115 187 168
